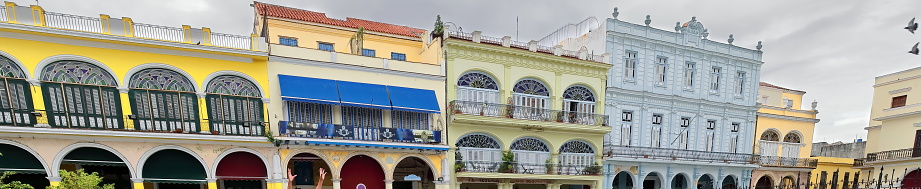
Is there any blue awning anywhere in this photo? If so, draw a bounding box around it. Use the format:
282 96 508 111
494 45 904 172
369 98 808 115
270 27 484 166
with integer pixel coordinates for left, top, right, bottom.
387 86 440 113
278 75 341 105
337 80 391 109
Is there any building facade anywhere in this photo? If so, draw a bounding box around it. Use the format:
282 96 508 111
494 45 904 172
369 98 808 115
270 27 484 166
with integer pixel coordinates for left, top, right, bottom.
856 66 921 189
0 2 279 189
566 9 765 189
437 25 612 188
752 82 819 189
254 2 450 189
809 141 864 189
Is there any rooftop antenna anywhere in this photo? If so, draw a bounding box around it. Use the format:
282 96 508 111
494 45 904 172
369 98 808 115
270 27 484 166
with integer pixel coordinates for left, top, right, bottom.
35 0 39 5
516 16 519 41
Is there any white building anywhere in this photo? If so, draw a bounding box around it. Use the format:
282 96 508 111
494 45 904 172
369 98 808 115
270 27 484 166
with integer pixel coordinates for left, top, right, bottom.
551 8 765 189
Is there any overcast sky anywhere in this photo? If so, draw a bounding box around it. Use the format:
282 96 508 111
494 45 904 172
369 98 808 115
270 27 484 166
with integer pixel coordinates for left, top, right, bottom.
17 0 921 143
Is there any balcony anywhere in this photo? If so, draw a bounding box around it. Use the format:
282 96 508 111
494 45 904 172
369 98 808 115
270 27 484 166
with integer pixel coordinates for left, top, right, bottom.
854 158 866 167
455 160 601 176
757 156 818 168
277 121 443 145
603 145 759 164
448 100 609 126
864 147 921 162
0 110 267 137
1 3 265 51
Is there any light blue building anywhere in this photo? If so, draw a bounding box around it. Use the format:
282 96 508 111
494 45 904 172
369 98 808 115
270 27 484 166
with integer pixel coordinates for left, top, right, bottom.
548 8 764 189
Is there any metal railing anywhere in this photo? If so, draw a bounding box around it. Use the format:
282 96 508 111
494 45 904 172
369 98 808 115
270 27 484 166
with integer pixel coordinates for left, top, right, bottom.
455 160 601 176
561 49 579 58
448 30 473 41
132 22 184 42
604 145 759 164
0 109 267 136
211 32 251 49
853 158 865 167
44 12 102 33
0 6 9 22
757 156 818 168
510 40 529 49
449 100 609 126
481 35 502 45
445 28 606 63
865 147 921 162
278 121 443 144
588 54 605 62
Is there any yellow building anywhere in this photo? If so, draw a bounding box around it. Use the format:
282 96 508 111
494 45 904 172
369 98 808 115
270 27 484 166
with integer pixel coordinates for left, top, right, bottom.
810 157 860 189
0 2 283 189
431 26 611 188
857 66 921 188
752 82 820 189
255 2 449 189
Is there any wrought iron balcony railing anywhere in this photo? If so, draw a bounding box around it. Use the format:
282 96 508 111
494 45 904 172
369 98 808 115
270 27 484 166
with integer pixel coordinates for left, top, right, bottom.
0 109 267 136
277 121 443 144
757 156 818 168
603 145 759 164
853 158 865 167
454 160 601 176
449 100 609 126
864 147 921 162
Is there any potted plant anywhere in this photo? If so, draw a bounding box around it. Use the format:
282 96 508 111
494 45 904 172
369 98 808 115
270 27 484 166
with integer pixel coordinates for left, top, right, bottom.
497 151 515 173
544 159 554 174
555 112 564 123
454 152 466 172
505 98 515 118
173 128 183 133
349 27 365 55
432 15 444 39
582 163 602 175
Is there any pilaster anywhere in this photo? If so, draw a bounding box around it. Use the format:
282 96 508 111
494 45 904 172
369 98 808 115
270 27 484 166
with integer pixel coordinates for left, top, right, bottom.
132 178 146 189
206 178 218 189
332 178 342 189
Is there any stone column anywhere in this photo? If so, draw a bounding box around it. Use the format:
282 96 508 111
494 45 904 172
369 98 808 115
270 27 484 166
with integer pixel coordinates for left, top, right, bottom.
433 180 451 189
331 178 343 189
131 178 146 189
497 183 507 189
385 179 394 189
546 183 556 189
206 178 218 189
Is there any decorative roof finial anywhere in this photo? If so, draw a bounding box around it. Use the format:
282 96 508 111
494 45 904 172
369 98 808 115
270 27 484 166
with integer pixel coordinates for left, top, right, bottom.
811 100 818 110
645 15 651 26
674 22 681 32
612 7 619 19
728 34 734 44
691 16 697 22
702 29 709 39
757 41 763 50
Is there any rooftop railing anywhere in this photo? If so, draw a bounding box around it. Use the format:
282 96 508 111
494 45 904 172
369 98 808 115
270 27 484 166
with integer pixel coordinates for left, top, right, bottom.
864 147 921 162
449 100 609 126
277 121 443 144
0 3 265 51
757 156 818 168
603 145 759 164
446 29 608 63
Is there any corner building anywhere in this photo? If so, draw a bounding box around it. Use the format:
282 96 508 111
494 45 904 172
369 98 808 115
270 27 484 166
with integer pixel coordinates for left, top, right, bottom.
255 2 450 189
563 10 765 189
435 25 612 188
0 2 278 189
751 82 819 189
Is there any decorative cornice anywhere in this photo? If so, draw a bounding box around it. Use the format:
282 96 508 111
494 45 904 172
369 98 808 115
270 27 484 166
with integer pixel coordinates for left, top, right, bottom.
864 125 881 130
607 23 763 65
756 112 820 123
0 22 267 57
759 105 818 115
872 110 921 121
269 56 445 81
883 103 921 112
445 40 609 79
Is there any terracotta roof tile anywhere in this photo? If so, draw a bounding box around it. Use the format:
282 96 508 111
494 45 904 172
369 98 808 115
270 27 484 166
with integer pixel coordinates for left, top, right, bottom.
255 2 425 38
760 82 806 93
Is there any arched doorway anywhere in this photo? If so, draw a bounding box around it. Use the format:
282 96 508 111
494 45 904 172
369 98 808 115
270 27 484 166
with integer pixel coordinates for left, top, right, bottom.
697 174 714 189
905 169 921 189
288 153 332 189
755 176 773 189
59 147 131 189
722 175 737 189
0 143 49 188
612 171 633 189
643 172 661 189
341 155 384 189
672 174 689 189
141 149 207 189
215 151 267 189
780 176 796 189
393 157 434 189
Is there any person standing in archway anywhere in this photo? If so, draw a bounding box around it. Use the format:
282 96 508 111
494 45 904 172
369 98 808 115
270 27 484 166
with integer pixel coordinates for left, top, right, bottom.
289 168 327 189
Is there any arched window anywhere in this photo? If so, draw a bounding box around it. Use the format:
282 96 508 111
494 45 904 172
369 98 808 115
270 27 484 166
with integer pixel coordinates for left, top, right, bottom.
760 130 779 141
205 75 263 136
40 60 122 129
0 56 33 126
128 68 198 133
455 72 501 115
558 140 595 175
512 79 550 120
455 134 501 172
783 132 801 143
510 137 550 174
562 85 596 124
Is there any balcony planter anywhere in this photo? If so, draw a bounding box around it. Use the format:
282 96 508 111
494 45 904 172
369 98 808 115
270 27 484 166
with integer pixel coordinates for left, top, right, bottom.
497 151 515 173
211 131 220 135
582 163 602 175
544 159 554 174
173 128 183 133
